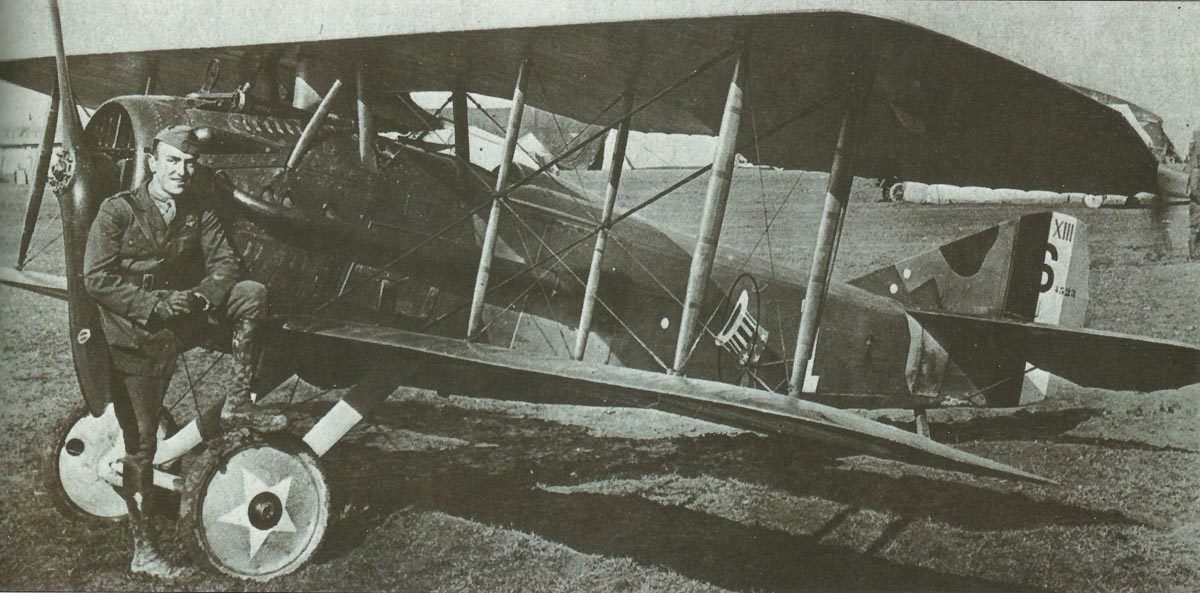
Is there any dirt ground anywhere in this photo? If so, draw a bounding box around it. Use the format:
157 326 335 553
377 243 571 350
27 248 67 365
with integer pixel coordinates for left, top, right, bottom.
1 170 1198 592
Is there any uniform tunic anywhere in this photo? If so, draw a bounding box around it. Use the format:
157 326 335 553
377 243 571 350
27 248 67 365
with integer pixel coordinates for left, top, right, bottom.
83 181 243 376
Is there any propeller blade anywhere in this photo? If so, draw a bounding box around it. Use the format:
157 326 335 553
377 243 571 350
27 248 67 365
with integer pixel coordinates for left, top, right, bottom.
48 0 84 151
47 0 117 417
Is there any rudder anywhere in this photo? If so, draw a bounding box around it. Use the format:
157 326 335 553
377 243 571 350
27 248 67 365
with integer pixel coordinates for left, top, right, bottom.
1020 212 1089 404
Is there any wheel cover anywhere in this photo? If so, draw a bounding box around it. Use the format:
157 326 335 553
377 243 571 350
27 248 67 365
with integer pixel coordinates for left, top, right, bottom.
197 443 329 579
57 406 126 518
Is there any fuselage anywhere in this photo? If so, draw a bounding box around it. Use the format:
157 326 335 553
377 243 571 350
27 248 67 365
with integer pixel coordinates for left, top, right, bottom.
85 96 927 405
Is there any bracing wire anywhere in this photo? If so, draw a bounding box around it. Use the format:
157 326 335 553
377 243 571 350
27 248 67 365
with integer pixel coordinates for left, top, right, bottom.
411 94 836 345
307 45 743 315
498 199 672 371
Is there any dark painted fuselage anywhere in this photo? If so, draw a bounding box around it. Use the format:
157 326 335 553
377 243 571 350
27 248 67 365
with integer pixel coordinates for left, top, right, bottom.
85 96 935 405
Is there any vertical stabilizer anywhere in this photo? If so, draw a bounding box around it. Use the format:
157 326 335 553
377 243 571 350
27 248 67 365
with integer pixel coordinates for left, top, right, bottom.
1019 212 1089 404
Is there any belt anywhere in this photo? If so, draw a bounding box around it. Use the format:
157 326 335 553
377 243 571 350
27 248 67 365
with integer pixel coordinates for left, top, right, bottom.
123 272 181 291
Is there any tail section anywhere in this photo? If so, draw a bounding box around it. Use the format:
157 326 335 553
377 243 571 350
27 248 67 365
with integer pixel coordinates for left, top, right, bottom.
851 212 1089 406
1022 213 1089 404
909 310 1200 394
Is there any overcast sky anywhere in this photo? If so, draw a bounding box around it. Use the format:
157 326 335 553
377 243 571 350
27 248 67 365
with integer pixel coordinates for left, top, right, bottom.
1 1 1196 150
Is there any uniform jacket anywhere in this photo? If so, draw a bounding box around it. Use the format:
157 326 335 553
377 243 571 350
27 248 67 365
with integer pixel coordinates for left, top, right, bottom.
83 180 243 376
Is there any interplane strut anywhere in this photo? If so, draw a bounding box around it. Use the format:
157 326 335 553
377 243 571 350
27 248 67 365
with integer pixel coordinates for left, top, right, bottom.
673 49 745 374
467 59 529 340
288 79 343 170
452 87 471 192
411 94 835 352
356 63 377 172
573 93 633 360
789 51 875 396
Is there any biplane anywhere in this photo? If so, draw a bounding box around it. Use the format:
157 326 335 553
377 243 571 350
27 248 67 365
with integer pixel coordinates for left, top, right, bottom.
1 0 1198 581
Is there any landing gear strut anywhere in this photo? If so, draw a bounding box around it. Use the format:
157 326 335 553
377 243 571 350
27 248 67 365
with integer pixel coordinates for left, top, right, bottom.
914 408 931 439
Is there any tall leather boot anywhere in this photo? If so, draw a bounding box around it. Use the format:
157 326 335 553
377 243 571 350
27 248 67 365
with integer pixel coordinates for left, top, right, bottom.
124 457 188 578
221 318 287 432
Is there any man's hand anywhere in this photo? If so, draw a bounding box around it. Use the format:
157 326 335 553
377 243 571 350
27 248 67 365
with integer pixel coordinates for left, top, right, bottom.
188 291 212 313
152 291 193 321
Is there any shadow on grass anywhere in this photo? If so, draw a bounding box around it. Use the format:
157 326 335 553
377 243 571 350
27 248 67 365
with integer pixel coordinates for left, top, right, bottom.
868 408 1100 445
306 397 1141 592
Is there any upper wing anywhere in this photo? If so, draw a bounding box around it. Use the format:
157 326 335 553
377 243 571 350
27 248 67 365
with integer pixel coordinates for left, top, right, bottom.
910 309 1200 392
0 267 69 301
282 315 1051 484
0 3 1155 195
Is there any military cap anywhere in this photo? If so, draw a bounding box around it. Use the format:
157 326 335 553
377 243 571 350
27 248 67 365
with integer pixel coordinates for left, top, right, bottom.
153 124 205 155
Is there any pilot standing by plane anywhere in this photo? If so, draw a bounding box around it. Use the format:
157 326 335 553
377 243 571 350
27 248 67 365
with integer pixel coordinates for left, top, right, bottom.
82 125 285 577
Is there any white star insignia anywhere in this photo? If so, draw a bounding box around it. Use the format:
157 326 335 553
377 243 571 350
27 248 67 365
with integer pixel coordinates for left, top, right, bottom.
217 468 296 560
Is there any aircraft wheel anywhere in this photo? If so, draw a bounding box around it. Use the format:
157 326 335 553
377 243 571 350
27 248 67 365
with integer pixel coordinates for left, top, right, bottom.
179 430 330 581
40 405 177 522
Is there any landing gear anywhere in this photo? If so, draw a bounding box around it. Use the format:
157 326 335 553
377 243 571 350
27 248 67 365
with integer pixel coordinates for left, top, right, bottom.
41 405 176 521
914 408 931 439
179 431 330 581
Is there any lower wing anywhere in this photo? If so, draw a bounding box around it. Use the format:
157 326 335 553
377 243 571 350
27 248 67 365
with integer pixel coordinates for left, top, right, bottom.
0 267 68 300
282 315 1052 484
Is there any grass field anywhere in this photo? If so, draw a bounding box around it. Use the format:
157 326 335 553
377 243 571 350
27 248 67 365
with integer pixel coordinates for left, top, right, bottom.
1 171 1198 592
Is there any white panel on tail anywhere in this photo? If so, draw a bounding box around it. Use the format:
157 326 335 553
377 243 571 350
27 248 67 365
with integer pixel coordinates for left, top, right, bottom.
1022 212 1084 404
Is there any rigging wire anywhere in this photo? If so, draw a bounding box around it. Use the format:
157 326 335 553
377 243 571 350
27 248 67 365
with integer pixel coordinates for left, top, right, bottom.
474 276 542 340
749 98 795 373
19 227 65 268
307 44 742 315
503 206 576 353
178 354 205 417
462 92 544 168
497 199 672 370
168 351 228 414
527 66 732 349
410 94 836 346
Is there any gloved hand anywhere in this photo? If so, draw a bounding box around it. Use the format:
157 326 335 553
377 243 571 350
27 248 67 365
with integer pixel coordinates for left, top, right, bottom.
152 291 193 321
188 291 212 313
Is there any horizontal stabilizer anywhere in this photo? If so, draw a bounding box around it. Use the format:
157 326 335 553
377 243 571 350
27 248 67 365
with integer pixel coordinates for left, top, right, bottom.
283 315 1052 484
909 310 1200 392
0 267 69 300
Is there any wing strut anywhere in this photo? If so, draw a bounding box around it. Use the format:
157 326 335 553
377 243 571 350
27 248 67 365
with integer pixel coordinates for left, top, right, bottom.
467 59 529 339
673 49 745 374
355 63 377 172
17 79 58 269
452 88 471 165
142 56 157 95
287 79 343 169
788 50 875 396
451 87 473 198
574 92 634 360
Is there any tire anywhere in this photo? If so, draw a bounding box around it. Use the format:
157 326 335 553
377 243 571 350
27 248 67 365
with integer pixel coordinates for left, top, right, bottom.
179 430 330 581
40 405 178 522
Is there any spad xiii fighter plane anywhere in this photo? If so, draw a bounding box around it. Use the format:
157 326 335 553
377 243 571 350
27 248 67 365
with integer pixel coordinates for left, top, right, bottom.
2 0 1198 581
